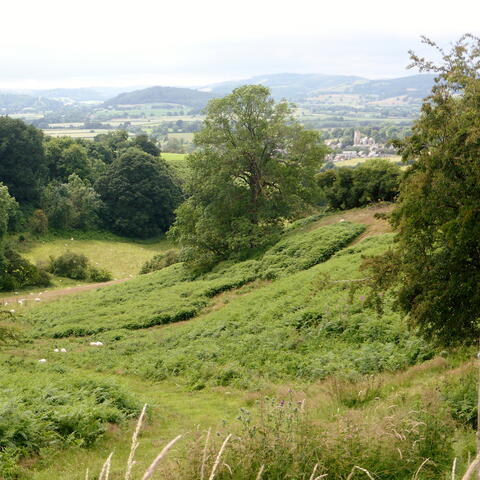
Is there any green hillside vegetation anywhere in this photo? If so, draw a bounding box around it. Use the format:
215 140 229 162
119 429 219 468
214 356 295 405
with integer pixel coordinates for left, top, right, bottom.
27 222 365 338
2 211 476 479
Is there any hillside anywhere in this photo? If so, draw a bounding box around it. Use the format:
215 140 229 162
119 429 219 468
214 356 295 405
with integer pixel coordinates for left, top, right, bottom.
0 93 62 113
103 86 215 108
1 206 476 479
203 72 435 102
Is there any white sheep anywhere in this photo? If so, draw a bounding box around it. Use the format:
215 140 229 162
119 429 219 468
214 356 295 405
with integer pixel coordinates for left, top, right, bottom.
60 348 67 353
35 298 41 302
38 359 47 363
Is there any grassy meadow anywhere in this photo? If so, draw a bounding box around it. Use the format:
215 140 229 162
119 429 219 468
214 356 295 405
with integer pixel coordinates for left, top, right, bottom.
20 232 173 280
0 207 477 479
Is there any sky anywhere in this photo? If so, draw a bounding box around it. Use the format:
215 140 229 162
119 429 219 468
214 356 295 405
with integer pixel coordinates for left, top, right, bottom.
2 0 480 90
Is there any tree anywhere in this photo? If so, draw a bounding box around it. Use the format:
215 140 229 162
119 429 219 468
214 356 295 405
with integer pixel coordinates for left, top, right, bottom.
318 159 401 210
169 85 327 269
41 174 102 230
366 35 480 345
44 137 92 182
0 117 47 204
96 147 181 237
131 134 161 157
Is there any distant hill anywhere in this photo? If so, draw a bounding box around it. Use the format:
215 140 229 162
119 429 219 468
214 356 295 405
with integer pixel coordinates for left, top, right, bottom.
203 73 367 100
27 86 143 102
104 86 215 108
0 93 62 113
202 72 436 102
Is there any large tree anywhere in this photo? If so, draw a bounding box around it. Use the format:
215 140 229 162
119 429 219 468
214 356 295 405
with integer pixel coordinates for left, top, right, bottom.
0 117 47 204
169 85 327 269
96 147 181 237
367 35 480 345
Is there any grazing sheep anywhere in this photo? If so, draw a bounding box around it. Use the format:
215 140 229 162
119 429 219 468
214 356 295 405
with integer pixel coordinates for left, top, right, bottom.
60 348 67 353
35 298 41 302
38 359 47 363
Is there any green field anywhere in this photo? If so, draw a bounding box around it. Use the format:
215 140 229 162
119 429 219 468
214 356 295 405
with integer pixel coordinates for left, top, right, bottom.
0 208 476 479
21 233 173 279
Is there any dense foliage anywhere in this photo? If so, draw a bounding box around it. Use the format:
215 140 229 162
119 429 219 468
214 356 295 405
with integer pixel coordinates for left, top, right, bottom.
47 251 112 282
28 222 364 337
96 147 182 237
317 159 401 209
369 35 480 344
0 360 139 478
0 117 47 204
170 85 327 270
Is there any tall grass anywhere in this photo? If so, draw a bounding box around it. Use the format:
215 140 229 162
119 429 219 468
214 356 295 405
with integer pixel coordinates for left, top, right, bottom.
87 392 462 480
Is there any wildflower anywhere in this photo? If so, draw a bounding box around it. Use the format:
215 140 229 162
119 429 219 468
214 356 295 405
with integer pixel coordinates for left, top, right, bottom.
359 295 365 301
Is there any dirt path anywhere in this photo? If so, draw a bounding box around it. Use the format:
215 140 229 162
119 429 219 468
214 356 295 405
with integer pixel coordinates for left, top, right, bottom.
1 278 129 306
313 203 393 244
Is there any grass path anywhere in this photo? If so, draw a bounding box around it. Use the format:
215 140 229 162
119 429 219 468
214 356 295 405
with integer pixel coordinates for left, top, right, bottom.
0 277 129 306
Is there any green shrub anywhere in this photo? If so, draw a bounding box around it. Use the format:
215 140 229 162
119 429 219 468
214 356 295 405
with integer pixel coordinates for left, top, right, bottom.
140 249 179 274
0 247 51 291
88 266 112 282
0 360 140 465
47 251 112 282
441 364 477 428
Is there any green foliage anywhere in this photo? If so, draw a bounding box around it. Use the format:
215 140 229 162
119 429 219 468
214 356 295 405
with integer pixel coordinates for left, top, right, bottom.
140 249 179 274
44 137 92 182
27 222 364 338
29 209 49 235
47 251 112 282
0 117 47 204
96 147 182 238
0 248 50 291
181 394 453 480
385 35 480 344
441 364 477 429
0 183 18 238
169 85 327 269
0 359 139 471
317 158 401 210
41 174 103 230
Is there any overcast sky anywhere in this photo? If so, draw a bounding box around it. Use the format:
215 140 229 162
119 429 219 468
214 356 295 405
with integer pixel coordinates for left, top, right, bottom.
2 0 479 89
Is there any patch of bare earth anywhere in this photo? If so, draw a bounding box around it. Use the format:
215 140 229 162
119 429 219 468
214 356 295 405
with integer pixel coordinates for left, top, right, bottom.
312 203 393 244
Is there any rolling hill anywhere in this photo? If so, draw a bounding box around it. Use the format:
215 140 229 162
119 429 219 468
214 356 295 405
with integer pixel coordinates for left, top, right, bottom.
202 72 436 102
103 86 215 108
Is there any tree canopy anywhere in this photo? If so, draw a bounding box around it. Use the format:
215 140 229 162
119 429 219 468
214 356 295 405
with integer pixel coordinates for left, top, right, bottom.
368 35 480 345
0 116 47 204
96 147 181 238
169 85 327 270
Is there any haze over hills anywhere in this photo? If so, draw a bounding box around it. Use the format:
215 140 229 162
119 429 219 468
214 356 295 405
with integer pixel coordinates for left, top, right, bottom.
0 73 436 113
103 86 215 108
202 72 436 102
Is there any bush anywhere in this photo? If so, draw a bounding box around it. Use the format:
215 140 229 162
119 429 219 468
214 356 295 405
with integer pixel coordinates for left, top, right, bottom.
48 251 89 280
441 364 477 428
0 247 51 291
47 251 112 282
88 266 112 282
140 249 179 274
